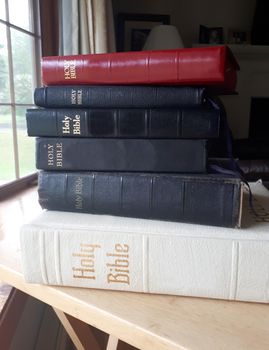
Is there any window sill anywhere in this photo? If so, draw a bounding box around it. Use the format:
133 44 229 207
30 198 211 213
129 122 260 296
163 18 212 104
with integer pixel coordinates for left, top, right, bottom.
0 173 38 200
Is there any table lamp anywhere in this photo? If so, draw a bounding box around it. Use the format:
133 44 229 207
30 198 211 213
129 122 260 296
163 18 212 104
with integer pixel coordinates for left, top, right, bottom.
143 24 184 50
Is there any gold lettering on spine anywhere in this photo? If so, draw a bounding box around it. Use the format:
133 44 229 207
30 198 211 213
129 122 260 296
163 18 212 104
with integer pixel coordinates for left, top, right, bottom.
73 115 81 134
71 89 76 104
61 115 81 135
77 89 82 104
47 144 54 166
70 89 83 105
62 116 72 134
106 244 130 285
72 244 101 280
56 142 63 167
74 176 83 209
46 142 63 167
63 59 77 80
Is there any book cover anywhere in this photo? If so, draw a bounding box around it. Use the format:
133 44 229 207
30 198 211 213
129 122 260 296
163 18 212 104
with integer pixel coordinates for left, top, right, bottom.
34 85 207 108
41 46 239 94
20 181 269 303
26 106 220 139
35 138 207 173
38 171 242 227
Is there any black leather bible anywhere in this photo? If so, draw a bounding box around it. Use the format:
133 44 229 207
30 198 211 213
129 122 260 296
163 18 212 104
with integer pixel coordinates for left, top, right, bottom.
35 137 207 173
38 171 242 228
34 85 207 108
26 106 220 139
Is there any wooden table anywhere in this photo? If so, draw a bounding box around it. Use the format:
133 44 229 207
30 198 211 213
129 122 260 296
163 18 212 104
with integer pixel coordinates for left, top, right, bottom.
1 186 269 350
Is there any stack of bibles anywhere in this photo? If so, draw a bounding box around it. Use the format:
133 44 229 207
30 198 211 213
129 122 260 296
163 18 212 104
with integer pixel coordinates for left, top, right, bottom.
21 46 269 303
26 45 242 228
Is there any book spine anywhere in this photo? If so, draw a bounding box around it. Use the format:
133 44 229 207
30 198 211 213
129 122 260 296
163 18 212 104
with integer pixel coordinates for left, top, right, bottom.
40 46 238 94
26 107 220 138
38 171 241 227
34 86 205 108
35 138 207 173
23 211 269 302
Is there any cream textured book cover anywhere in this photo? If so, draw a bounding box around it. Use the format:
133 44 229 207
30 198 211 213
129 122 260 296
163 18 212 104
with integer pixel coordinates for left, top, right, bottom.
20 181 269 302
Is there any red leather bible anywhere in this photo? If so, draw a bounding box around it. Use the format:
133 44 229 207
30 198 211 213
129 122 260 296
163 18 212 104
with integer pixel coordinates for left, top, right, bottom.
41 46 239 93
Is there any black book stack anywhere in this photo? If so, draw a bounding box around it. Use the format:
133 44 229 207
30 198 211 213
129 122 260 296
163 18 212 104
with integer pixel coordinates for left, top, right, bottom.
26 80 242 228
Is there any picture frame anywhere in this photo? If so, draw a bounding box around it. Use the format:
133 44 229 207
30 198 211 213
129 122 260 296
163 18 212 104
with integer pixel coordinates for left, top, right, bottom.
228 29 250 44
199 25 224 45
117 13 170 51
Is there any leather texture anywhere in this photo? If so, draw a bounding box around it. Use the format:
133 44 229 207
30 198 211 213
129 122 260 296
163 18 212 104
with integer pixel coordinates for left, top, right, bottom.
34 85 206 108
41 46 239 94
26 106 220 139
37 171 241 227
35 138 207 173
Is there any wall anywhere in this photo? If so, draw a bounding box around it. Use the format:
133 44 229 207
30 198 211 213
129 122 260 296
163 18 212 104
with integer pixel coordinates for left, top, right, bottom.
113 0 269 140
221 49 269 139
113 0 256 47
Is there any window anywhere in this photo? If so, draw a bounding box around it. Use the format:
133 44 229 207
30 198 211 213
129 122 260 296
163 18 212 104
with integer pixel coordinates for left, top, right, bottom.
0 0 41 189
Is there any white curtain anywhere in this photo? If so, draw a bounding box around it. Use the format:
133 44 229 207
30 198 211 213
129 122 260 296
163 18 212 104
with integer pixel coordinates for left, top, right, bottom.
59 0 116 55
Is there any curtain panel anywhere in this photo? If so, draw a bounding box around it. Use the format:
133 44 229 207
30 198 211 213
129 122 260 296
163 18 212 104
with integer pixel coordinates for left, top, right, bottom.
39 0 115 56
39 0 59 56
60 0 116 55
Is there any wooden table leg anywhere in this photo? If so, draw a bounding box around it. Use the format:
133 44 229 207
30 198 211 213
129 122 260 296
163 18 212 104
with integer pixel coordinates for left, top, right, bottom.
106 335 119 350
53 307 102 350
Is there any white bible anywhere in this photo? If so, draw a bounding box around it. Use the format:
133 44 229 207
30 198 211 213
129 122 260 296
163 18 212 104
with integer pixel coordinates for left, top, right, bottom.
20 181 269 303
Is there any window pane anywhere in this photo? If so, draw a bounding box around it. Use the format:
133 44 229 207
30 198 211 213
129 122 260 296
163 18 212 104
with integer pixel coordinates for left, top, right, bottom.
8 0 32 32
0 23 10 103
17 106 35 177
0 106 16 184
11 29 35 104
0 0 6 20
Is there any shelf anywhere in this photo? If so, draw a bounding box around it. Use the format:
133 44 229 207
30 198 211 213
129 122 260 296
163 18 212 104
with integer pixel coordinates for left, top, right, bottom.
192 43 269 59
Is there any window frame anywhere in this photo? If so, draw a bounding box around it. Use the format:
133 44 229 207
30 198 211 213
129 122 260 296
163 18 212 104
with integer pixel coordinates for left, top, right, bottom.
0 0 41 196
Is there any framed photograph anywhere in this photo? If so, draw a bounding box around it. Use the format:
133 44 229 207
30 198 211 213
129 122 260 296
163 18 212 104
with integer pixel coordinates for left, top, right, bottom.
228 29 250 44
199 25 224 44
117 13 170 51
131 28 151 51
